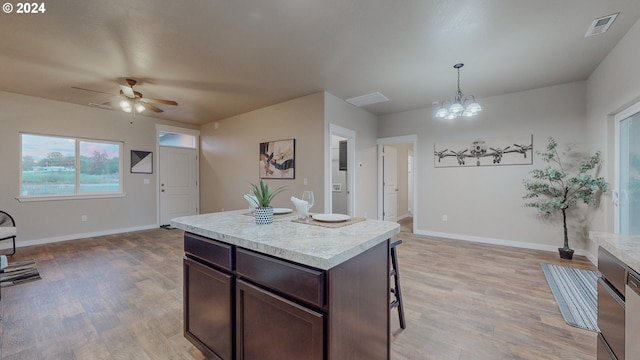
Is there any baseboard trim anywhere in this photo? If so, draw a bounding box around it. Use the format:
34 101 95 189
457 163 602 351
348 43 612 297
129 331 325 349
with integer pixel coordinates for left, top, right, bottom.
0 224 159 251
414 229 593 258
397 213 411 221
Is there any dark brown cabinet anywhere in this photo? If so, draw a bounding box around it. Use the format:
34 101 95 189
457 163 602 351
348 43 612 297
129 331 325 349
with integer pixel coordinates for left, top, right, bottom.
183 231 389 360
184 257 234 360
236 280 324 360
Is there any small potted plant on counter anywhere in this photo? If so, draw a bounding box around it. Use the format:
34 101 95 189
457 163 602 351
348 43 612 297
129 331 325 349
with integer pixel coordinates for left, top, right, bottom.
248 180 287 224
522 137 608 259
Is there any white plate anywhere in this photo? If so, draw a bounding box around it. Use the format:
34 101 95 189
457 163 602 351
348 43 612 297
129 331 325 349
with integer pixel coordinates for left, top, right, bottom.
312 214 351 222
273 208 293 215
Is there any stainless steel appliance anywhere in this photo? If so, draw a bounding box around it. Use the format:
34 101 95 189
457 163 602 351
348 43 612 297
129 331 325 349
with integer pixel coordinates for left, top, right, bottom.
626 269 640 360
598 247 626 360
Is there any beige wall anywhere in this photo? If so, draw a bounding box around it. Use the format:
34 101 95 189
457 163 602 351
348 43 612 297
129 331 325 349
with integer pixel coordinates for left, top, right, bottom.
200 93 325 213
379 81 589 252
199 91 380 218
585 18 640 256
0 91 198 248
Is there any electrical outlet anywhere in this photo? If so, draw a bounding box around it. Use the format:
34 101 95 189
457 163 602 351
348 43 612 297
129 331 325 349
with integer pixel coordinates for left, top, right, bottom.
81 215 87 221
442 214 448 222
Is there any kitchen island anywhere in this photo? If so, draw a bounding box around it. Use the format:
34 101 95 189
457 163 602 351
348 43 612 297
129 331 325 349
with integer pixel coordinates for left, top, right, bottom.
172 210 400 360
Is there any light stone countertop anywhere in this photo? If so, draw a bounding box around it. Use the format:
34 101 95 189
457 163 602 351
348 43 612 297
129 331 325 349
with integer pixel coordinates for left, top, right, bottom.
171 210 401 270
590 231 640 272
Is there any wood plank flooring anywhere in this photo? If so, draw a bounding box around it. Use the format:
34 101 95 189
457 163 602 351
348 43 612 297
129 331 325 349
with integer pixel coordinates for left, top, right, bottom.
0 226 597 359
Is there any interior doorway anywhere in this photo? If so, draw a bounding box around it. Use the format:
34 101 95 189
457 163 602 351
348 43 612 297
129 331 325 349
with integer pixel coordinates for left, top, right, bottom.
377 135 417 233
327 124 355 215
331 134 349 214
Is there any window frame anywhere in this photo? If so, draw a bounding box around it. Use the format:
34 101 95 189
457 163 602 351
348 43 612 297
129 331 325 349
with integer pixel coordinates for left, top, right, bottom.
18 132 125 202
614 100 640 233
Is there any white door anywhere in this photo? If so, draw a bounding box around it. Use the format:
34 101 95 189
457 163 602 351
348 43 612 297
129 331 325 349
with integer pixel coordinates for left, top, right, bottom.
159 146 199 226
383 145 398 222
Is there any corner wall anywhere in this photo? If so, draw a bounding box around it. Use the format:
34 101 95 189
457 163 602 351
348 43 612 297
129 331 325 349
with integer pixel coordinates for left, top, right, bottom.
378 81 589 252
585 18 640 255
200 93 325 213
0 91 197 249
324 92 379 218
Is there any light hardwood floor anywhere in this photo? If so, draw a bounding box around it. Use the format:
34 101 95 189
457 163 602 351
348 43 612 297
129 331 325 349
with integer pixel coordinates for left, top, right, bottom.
0 227 597 360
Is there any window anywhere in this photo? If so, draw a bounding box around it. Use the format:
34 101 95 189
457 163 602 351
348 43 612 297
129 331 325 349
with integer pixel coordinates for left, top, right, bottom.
158 131 196 148
615 102 640 234
20 133 123 199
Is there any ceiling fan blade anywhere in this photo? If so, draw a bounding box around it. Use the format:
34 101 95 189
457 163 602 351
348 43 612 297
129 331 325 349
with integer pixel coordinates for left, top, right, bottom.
140 102 163 113
120 85 135 98
71 86 115 96
142 97 178 106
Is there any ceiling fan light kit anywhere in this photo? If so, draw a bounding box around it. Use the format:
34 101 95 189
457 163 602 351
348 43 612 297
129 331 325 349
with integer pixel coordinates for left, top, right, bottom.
434 63 482 120
72 78 178 120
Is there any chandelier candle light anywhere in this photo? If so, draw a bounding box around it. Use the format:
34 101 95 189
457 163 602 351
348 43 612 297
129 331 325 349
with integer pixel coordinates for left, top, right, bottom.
435 63 482 120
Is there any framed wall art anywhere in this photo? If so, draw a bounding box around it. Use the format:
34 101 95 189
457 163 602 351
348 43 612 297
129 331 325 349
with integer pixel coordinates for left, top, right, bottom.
434 135 533 167
259 139 295 179
131 150 153 174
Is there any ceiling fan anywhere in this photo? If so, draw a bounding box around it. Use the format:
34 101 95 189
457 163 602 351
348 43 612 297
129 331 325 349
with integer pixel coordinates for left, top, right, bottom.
72 78 178 114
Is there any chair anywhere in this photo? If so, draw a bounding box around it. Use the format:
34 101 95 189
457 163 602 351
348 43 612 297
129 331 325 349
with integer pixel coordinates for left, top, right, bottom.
0 211 17 256
390 239 406 329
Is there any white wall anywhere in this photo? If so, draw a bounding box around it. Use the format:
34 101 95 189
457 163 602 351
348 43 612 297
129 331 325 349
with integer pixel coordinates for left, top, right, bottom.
585 18 640 256
0 91 198 249
379 81 590 252
324 92 379 218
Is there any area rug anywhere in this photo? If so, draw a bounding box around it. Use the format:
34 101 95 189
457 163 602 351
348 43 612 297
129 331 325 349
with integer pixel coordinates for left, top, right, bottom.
541 263 600 332
0 259 41 288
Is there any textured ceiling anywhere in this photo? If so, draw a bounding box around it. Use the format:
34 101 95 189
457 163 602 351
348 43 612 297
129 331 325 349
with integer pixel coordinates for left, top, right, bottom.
1 0 639 125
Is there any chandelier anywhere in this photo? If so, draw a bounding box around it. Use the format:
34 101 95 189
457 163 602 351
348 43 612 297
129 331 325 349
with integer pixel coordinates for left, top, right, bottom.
434 63 482 120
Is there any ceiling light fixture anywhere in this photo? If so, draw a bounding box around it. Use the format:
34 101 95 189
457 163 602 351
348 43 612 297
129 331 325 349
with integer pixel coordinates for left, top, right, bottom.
434 63 482 120
119 99 145 114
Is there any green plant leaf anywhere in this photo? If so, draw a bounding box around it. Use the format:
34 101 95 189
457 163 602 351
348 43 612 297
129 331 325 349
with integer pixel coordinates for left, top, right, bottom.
249 180 287 208
522 137 609 249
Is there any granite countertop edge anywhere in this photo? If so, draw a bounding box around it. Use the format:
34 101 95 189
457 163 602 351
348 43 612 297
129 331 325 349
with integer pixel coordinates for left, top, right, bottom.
172 211 401 270
590 231 640 272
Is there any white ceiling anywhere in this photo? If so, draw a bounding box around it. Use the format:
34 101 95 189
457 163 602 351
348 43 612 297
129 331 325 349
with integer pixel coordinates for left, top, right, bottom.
1 1 639 125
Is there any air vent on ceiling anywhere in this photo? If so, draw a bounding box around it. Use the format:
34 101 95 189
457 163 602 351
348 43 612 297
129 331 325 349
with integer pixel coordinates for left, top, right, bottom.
345 92 389 107
585 13 619 37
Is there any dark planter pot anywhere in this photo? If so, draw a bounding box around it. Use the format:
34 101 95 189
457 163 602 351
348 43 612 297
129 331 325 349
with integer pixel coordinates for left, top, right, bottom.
558 247 574 260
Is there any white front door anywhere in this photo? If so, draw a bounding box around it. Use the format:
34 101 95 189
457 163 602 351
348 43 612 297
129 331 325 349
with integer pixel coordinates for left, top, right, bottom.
159 146 199 226
383 145 398 222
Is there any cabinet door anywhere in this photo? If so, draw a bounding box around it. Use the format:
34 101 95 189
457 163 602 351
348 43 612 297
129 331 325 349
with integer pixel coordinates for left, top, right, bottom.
236 280 323 360
184 258 234 360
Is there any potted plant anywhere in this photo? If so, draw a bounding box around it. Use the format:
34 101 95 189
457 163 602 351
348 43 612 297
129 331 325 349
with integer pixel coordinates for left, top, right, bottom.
523 137 608 259
248 180 287 224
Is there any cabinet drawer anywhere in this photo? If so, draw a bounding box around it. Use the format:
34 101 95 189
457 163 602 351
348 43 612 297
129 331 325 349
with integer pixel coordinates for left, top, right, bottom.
236 249 325 308
185 232 233 271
